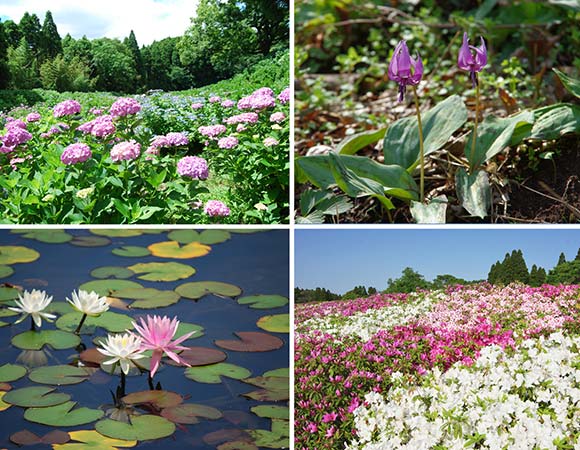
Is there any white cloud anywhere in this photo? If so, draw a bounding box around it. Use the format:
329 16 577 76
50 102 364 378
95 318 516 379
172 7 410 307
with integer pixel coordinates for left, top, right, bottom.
0 0 199 45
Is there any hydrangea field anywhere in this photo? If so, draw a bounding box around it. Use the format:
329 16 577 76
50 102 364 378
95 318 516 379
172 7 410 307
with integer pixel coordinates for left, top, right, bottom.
295 283 580 449
0 86 289 224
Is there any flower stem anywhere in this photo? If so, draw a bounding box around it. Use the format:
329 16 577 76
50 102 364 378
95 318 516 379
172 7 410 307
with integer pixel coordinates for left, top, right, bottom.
412 86 425 204
147 372 154 390
30 316 36 332
74 313 88 335
470 74 480 174
120 371 126 396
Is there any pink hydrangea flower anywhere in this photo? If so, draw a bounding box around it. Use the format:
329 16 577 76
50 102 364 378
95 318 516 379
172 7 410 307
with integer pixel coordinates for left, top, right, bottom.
2 127 33 147
6 119 27 129
270 112 286 123
177 156 209 179
263 137 279 147
191 102 204 110
278 87 290 104
165 132 189 147
89 107 104 116
91 115 116 138
225 113 259 125
145 146 159 161
204 200 230 217
61 143 92 165
238 87 276 110
255 87 274 97
26 112 41 123
110 97 141 117
53 100 81 118
218 136 238 149
198 124 226 138
131 315 197 377
150 135 169 148
110 140 141 162
236 124 247 132
221 99 235 108
209 96 221 103
0 144 14 153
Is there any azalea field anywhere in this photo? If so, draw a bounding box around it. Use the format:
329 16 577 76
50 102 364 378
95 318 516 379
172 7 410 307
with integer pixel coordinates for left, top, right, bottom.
295 0 580 223
0 229 289 449
0 56 290 225
295 283 580 449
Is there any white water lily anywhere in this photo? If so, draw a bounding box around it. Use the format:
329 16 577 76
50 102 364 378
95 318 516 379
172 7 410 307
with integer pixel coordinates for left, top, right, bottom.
67 289 109 316
9 289 56 328
97 333 145 375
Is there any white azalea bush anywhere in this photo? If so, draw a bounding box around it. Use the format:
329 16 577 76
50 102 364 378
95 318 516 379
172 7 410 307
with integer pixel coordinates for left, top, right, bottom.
347 331 580 450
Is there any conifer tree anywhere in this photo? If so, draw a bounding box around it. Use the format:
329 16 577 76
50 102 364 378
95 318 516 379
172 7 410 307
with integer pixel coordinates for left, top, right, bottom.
558 252 567 266
40 11 62 60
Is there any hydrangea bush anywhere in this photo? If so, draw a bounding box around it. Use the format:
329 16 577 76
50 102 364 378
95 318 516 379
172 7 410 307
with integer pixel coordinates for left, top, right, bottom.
0 85 290 224
295 283 580 449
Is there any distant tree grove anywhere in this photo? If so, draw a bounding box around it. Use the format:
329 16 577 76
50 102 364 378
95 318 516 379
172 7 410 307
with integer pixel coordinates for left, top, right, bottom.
0 1 289 92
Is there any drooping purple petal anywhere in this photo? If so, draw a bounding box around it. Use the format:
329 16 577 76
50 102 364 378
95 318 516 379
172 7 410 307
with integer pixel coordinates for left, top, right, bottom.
388 41 404 81
457 32 473 71
396 41 412 78
409 53 423 85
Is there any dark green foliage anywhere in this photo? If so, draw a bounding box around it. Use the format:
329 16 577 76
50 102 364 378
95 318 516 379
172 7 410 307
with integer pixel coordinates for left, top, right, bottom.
18 13 42 56
488 250 529 285
7 38 39 89
529 264 547 287
0 21 10 88
384 267 430 294
575 248 580 261
430 274 469 290
143 38 192 91
40 11 62 61
367 287 377 295
294 287 338 304
547 260 580 285
342 286 368 300
3 20 21 48
558 252 567 265
91 38 138 93
124 30 144 90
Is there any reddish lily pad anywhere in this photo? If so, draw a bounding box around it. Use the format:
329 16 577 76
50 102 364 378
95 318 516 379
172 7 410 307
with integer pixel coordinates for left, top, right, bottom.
3 386 70 407
78 279 142 297
203 429 254 446
237 295 288 309
148 241 211 259
257 314 289 333
79 348 107 366
0 246 40 264
184 363 251 384
127 262 196 282
122 390 183 409
10 429 70 446
161 403 222 424
95 415 176 441
217 441 259 450
113 287 180 309
215 332 284 352
112 246 151 257
0 363 27 382
24 401 104 426
70 235 112 247
91 266 135 279
29 365 91 385
12 330 80 350
53 430 136 449
166 346 226 367
167 230 231 245
175 281 242 300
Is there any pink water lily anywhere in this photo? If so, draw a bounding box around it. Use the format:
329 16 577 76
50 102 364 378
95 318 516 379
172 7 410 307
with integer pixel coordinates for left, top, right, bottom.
131 315 197 377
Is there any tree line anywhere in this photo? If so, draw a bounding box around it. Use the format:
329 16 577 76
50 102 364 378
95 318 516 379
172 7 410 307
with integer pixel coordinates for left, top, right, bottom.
0 0 288 93
296 248 580 303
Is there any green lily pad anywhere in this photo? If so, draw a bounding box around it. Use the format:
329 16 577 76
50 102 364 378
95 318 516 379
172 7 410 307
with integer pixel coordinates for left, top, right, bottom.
16 230 73 244
215 332 284 352
91 230 143 238
91 266 135 279
78 279 142 296
52 430 136 449
0 308 17 317
0 246 40 265
56 311 134 333
176 322 204 340
184 363 251 384
0 286 19 302
127 262 196 282
257 314 289 333
29 365 91 385
263 368 289 378
250 405 289 420
3 386 70 407
175 281 242 300
24 401 104 426
112 246 151 257
70 235 112 247
237 295 288 309
0 265 14 278
167 230 231 245
122 390 183 409
148 241 211 259
160 403 222 424
246 429 288 449
0 364 27 382
113 287 180 309
96 415 176 441
242 376 289 402
46 301 75 315
12 330 80 350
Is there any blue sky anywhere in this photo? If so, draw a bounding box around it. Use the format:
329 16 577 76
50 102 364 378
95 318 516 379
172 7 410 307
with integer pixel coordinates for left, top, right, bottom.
295 228 580 294
0 0 198 45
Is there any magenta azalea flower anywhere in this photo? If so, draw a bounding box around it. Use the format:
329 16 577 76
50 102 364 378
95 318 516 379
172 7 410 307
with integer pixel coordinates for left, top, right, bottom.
458 32 487 87
388 40 423 102
132 315 197 377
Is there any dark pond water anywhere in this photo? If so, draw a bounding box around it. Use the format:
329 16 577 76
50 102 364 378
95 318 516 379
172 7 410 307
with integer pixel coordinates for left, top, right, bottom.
0 229 289 449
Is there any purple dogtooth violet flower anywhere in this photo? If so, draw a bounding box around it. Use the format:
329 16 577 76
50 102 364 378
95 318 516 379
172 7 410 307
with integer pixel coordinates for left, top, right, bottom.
458 32 487 87
388 40 423 102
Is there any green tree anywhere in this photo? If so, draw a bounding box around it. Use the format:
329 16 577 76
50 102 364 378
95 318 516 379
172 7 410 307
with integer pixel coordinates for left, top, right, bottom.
124 30 144 89
384 267 430 294
3 20 21 48
575 248 580 261
40 54 94 91
19 12 42 55
243 0 289 55
342 285 367 300
529 264 547 287
0 20 10 88
511 250 529 284
431 274 468 290
7 37 38 88
558 252 567 266
367 287 377 295
40 11 62 61
488 261 501 284
91 38 137 93
547 260 580 285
